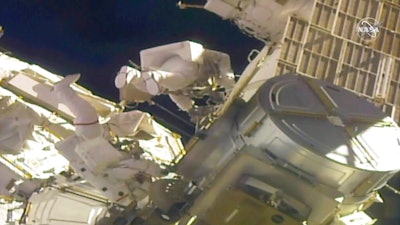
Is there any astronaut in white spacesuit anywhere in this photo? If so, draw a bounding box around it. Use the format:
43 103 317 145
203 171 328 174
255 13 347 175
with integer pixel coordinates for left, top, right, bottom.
115 42 235 113
52 74 162 205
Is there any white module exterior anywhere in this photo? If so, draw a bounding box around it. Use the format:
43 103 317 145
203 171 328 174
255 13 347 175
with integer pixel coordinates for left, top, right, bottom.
178 74 400 225
204 0 314 42
25 188 108 225
243 75 400 193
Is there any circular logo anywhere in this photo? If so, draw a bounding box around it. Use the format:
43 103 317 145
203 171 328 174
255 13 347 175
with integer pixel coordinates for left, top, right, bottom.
356 17 380 41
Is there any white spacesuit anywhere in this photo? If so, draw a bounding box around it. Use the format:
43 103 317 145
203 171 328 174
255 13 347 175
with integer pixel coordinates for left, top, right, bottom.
52 74 162 205
0 96 43 154
115 41 235 112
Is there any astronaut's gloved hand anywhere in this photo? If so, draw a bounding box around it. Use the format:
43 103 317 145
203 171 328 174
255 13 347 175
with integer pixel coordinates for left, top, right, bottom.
52 74 81 99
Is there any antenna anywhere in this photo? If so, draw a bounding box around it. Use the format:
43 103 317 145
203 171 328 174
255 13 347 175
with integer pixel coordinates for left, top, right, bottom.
0 26 4 39
177 1 204 9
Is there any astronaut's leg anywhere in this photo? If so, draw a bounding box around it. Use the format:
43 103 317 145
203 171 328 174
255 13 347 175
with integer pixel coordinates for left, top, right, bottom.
168 94 194 111
53 74 102 139
107 158 163 180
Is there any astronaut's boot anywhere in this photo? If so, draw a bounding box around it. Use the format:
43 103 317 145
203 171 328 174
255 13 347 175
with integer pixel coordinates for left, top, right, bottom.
52 74 98 124
52 74 81 100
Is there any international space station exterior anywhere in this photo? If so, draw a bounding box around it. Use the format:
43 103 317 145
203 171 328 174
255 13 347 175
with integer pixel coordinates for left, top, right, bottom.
0 0 400 225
